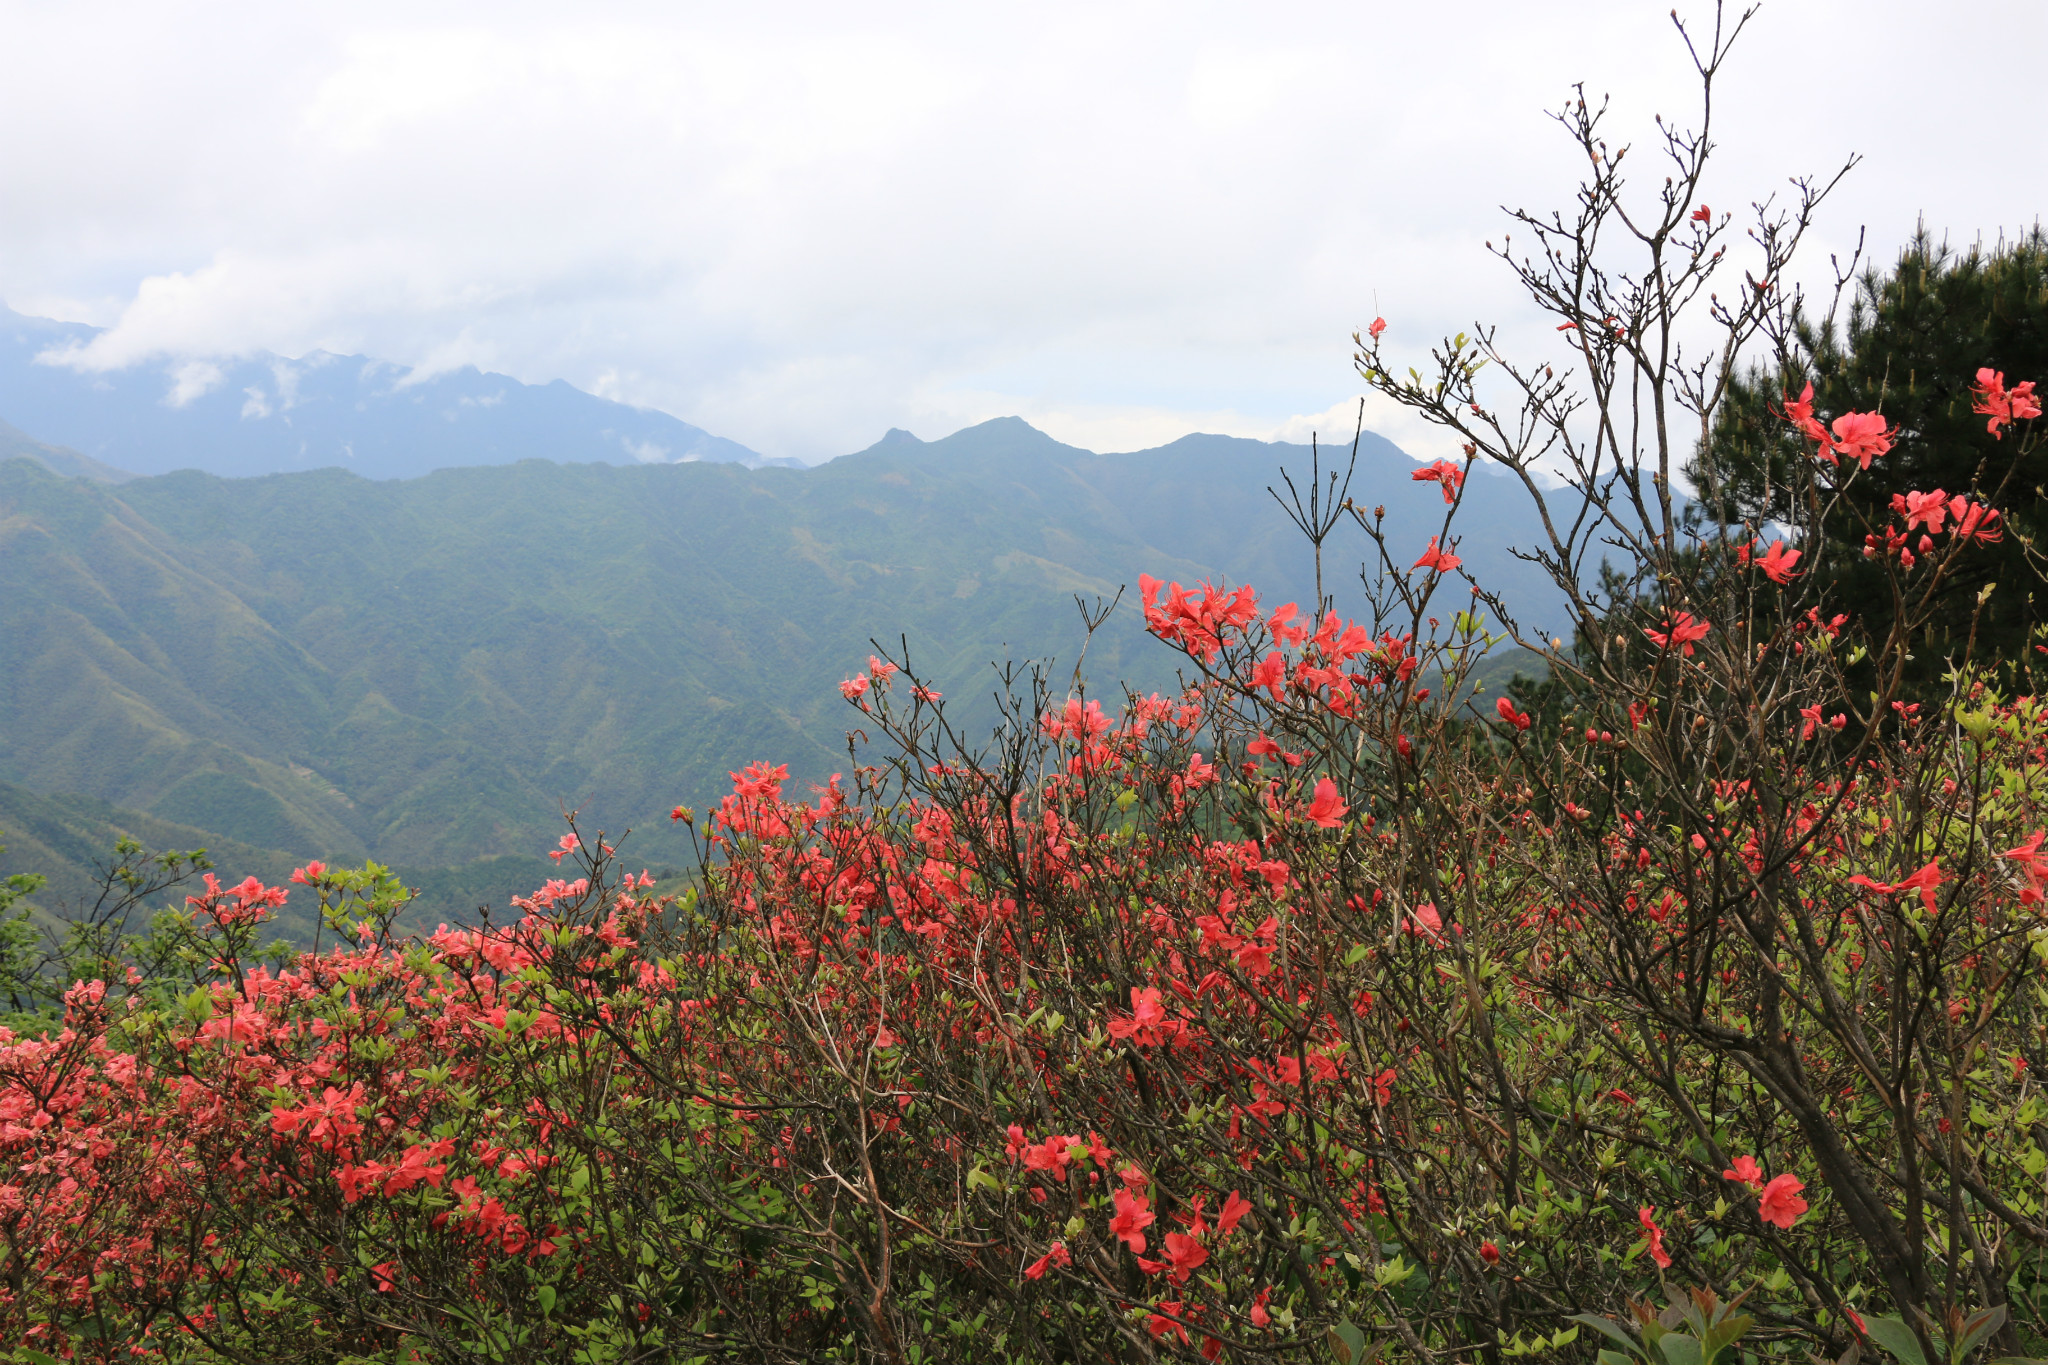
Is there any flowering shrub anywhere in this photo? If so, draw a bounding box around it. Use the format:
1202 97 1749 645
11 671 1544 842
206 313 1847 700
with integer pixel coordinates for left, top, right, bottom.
7 8 2048 1363
8 364 2046 1361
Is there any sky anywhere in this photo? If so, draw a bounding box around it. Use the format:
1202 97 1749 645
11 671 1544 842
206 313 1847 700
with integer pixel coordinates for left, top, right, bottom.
1 1 2040 465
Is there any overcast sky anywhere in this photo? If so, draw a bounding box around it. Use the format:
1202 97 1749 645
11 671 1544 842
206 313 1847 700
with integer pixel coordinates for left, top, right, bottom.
1 1 2039 464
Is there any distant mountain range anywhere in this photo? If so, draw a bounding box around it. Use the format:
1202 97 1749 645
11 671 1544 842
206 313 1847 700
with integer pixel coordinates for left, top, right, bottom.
0 305 793 479
0 329 1562 930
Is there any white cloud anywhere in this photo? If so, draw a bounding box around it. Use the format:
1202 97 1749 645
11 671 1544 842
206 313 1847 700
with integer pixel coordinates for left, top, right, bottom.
394 330 500 388
0 0 2040 461
1273 393 1467 466
270 360 302 409
1183 47 1307 133
165 360 224 407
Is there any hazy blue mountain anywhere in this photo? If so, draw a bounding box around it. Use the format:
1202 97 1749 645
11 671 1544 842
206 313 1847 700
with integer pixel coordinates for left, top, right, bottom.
0 414 1562 902
0 417 134 483
0 305 789 480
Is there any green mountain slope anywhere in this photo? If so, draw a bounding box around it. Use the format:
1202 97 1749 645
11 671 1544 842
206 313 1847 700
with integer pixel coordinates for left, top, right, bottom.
0 417 133 484
0 417 1558 877
0 780 637 944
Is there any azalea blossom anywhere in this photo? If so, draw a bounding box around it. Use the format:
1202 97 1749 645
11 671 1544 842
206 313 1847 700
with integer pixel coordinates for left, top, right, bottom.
2006 830 2048 904
1645 611 1711 657
1973 368 2042 438
1796 705 1843 741
1110 1186 1155 1251
185 872 289 928
1042 696 1111 741
1848 859 1943 910
1407 903 1445 943
1414 537 1462 574
1246 734 1302 767
1749 539 1801 584
1892 489 1951 534
1781 382 1831 450
1267 601 1309 647
1249 651 1288 700
730 761 788 801
1828 411 1895 470
1023 1242 1070 1279
1106 987 1183 1047
1161 1230 1208 1282
1638 1206 1673 1269
1145 1305 1192 1346
1757 1174 1808 1229
1307 777 1348 828
1411 459 1466 504
1138 574 1261 662
1722 1155 1766 1191
1951 497 2002 544
1364 1067 1396 1105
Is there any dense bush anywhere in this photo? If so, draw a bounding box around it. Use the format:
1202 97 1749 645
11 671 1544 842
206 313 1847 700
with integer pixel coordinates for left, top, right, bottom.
6 7 2048 1362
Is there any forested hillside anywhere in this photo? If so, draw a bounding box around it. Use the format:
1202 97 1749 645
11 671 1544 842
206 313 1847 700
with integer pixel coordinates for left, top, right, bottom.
0 416 1552 895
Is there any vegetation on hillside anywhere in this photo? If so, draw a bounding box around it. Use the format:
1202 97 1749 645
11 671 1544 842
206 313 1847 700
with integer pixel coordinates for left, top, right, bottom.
0 422 1555 879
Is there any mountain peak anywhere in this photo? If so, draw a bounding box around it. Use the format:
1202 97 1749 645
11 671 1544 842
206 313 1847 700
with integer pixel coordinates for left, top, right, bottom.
964 415 1051 437
932 416 1078 454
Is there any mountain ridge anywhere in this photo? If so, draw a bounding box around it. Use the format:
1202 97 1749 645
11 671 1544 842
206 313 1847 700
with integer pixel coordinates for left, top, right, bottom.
0 304 792 480
0 417 134 483
1 412 1560 914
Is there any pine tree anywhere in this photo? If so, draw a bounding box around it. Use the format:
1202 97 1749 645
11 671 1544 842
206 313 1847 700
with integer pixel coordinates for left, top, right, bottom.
1693 226 2048 678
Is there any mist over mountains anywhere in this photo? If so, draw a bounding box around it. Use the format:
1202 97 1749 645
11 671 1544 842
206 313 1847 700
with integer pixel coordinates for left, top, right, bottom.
0 312 1563 924
0 305 787 480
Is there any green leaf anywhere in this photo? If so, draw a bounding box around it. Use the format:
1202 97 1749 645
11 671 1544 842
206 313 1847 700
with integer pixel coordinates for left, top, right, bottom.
1658 1333 1705 1365
1863 1316 1929 1365
1954 1306 2007 1363
1571 1313 1645 1359
537 1284 557 1315
1329 1320 1370 1365
1700 1314 1754 1364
